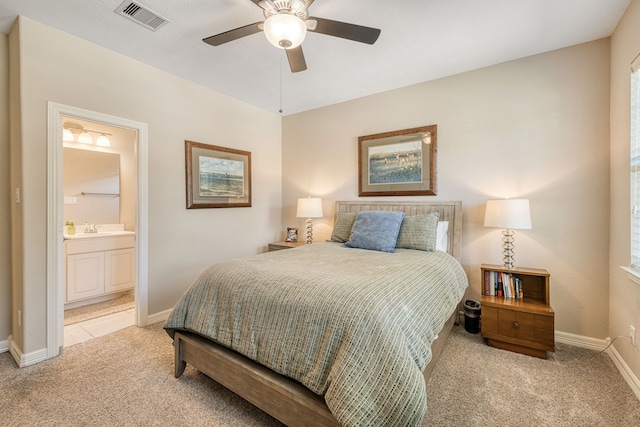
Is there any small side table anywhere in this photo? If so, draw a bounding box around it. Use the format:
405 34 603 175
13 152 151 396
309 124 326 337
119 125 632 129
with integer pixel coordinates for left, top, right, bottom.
480 264 554 359
268 241 306 252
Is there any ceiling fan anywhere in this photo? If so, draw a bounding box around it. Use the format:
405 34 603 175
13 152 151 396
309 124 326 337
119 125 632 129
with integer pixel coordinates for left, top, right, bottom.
203 0 381 73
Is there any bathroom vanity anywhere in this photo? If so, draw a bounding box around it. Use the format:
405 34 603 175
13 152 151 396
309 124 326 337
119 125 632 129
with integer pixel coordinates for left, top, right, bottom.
64 227 135 306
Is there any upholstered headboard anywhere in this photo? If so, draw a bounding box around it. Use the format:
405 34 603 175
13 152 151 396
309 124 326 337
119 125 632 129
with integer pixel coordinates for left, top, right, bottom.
334 201 462 261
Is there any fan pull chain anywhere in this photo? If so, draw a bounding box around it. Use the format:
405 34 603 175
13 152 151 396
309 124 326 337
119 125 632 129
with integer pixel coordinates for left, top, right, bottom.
279 59 283 114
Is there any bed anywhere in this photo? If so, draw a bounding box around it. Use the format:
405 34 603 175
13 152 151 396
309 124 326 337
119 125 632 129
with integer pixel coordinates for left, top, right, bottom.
164 201 467 427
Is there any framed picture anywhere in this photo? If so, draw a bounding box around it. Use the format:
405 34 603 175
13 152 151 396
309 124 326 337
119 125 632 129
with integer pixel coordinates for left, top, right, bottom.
285 227 298 242
185 140 251 209
358 125 437 197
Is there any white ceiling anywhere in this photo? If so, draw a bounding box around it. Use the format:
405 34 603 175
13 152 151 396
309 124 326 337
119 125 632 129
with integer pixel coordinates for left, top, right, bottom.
0 0 631 115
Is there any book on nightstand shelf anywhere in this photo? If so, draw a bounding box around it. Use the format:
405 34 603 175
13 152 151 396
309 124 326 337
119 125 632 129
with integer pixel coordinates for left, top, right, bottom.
483 270 524 299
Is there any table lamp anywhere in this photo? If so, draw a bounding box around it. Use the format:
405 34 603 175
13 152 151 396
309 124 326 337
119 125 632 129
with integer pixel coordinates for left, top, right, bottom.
484 199 532 269
296 197 323 244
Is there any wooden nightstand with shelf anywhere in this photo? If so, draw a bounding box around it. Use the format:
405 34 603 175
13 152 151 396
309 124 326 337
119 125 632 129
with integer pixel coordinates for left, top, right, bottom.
268 241 306 252
480 264 554 359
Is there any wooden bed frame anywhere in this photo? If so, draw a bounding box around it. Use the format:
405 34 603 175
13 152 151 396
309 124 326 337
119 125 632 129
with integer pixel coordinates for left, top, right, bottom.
173 201 463 426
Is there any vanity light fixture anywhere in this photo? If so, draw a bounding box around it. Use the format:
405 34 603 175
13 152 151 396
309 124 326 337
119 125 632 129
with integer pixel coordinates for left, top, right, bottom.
63 128 74 142
96 134 111 147
78 131 93 144
63 123 112 146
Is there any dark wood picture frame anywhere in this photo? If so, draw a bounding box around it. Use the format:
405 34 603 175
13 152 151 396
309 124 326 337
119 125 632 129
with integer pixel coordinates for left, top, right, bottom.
185 140 252 209
358 125 437 197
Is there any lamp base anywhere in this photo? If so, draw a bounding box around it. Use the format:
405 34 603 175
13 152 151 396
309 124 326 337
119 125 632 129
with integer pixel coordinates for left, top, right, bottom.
305 218 313 244
502 228 515 269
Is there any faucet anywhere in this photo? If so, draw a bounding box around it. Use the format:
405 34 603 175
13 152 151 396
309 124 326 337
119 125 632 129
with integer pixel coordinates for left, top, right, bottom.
84 222 98 233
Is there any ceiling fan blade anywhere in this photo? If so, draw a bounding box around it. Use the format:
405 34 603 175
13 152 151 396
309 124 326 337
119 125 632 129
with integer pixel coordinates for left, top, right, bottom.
203 22 263 46
286 46 307 73
308 17 380 45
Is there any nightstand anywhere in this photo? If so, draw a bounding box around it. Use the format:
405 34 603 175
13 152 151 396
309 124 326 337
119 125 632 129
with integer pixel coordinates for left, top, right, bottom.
268 241 306 252
480 264 555 359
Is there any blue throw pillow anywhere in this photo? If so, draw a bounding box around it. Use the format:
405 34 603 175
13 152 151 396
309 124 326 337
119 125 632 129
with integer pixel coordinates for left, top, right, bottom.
344 211 405 252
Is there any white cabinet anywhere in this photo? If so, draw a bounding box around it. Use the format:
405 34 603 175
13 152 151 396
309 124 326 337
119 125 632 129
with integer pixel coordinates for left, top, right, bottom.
67 252 105 301
65 233 135 304
105 248 135 293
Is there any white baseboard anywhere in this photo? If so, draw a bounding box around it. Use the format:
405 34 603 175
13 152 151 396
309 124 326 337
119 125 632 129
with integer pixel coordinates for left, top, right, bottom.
556 330 640 401
146 308 172 326
0 337 8 353
555 330 609 351
10 339 48 368
608 345 640 401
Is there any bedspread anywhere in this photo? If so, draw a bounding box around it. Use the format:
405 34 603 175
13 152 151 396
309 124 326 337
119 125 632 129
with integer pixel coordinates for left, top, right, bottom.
164 242 468 427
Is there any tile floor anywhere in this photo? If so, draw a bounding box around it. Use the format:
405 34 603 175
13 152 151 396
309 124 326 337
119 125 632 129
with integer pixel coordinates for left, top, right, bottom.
63 308 135 347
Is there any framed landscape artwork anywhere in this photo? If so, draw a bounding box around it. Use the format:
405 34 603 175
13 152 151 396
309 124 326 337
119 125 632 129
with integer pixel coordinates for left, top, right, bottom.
358 124 437 197
185 140 251 209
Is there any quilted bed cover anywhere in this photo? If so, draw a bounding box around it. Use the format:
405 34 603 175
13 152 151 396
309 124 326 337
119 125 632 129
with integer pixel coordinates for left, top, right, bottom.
164 242 468 427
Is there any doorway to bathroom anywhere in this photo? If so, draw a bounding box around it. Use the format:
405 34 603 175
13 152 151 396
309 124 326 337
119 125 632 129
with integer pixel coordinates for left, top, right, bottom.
61 116 137 347
47 102 148 357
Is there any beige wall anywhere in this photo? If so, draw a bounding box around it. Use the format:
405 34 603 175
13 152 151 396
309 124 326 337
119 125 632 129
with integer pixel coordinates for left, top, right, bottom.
9 17 282 355
0 34 10 345
283 39 611 339
610 0 640 381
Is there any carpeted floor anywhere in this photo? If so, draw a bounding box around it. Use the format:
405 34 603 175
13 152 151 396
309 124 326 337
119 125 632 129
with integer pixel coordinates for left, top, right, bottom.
1 322 638 426
64 292 135 326
423 327 640 426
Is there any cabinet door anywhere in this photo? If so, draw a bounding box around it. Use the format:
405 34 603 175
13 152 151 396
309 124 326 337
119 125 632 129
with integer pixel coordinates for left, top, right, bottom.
67 252 105 302
105 248 135 293
481 306 498 335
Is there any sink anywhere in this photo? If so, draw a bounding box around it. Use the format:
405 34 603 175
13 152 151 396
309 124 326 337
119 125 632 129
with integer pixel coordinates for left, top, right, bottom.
63 223 135 240
64 230 135 240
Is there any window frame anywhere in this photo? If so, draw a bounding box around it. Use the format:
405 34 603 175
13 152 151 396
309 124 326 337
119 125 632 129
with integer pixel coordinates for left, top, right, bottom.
626 53 640 284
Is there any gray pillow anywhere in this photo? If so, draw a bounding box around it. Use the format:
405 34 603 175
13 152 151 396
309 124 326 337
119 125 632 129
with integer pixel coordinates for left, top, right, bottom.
330 212 357 243
344 211 405 252
395 212 440 251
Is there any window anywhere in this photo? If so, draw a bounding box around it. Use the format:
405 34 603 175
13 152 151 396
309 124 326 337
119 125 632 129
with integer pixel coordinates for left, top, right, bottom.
631 55 640 269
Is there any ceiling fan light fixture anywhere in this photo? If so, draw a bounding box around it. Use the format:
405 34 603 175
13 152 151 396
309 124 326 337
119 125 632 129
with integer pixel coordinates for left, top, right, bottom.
263 13 306 49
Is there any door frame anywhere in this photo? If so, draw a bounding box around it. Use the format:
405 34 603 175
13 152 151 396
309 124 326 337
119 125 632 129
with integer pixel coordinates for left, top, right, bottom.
46 102 149 358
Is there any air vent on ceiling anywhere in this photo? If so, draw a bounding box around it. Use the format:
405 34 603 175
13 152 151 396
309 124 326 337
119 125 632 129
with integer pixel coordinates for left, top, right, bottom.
114 1 169 32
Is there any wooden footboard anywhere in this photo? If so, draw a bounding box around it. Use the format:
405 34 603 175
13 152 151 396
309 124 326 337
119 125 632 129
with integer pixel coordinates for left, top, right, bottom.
174 331 340 427
173 307 459 426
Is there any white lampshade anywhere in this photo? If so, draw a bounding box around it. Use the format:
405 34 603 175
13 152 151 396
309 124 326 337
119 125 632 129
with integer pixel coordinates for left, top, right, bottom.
296 197 323 218
484 199 532 230
63 128 74 142
96 134 111 147
78 131 93 144
263 14 307 49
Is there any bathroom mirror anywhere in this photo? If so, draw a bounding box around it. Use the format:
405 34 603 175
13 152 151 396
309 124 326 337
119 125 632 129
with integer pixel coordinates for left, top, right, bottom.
63 148 120 225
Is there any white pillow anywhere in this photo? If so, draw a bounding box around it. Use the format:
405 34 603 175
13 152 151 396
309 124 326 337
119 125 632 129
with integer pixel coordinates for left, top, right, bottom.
436 221 449 252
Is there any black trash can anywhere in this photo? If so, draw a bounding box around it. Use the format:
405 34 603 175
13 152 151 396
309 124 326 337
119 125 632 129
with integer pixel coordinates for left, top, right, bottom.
463 300 481 334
